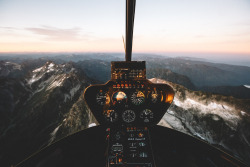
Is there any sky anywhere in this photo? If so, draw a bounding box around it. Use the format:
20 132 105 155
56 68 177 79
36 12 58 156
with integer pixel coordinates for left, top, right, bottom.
0 0 250 59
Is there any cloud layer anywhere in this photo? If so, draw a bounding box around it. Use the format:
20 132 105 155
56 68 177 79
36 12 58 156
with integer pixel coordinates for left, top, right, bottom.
26 26 90 41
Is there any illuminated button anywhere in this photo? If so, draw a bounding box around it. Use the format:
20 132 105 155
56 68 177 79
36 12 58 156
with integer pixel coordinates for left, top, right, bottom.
138 133 144 138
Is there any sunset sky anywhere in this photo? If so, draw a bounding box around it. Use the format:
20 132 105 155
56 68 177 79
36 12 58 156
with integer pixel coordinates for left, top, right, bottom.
0 0 250 56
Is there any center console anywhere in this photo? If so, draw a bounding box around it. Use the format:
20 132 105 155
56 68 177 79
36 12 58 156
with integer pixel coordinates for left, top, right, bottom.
106 126 155 167
84 61 174 167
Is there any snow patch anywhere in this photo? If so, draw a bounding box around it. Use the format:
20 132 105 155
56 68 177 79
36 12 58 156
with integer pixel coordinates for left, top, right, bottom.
173 96 238 127
240 111 249 117
64 94 70 103
48 63 55 69
33 67 43 73
47 79 63 90
46 75 66 90
167 110 175 115
70 84 81 97
163 113 189 133
174 98 181 106
211 115 220 121
194 132 206 140
88 123 97 128
157 119 172 128
49 124 61 144
64 84 81 102
28 74 43 85
244 85 250 89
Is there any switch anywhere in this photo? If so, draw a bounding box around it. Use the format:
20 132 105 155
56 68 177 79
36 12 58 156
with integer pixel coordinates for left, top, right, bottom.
129 142 136 147
139 152 148 158
139 142 146 147
129 133 134 137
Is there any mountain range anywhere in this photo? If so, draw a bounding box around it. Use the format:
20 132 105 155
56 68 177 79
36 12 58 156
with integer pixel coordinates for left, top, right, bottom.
0 54 250 166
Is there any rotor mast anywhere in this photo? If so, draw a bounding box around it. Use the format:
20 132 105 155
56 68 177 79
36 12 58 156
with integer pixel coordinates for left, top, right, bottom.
125 0 136 62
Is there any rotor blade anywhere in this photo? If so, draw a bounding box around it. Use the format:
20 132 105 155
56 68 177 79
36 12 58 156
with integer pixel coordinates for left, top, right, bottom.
125 0 136 62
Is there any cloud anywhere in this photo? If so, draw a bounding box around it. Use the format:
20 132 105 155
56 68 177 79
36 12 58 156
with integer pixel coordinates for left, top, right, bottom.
0 27 18 30
26 26 91 41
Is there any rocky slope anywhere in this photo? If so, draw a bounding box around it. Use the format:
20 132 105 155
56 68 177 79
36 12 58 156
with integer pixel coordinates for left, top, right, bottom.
151 78 250 165
144 57 250 87
0 61 97 166
147 68 196 90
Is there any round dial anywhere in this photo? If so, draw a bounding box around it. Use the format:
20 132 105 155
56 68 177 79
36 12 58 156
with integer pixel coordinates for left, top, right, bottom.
104 110 118 122
131 91 145 105
122 110 136 123
96 91 110 105
140 109 154 123
112 91 127 105
150 88 162 103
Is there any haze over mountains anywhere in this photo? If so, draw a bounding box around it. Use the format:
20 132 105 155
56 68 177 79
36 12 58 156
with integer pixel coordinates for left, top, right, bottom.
0 53 250 166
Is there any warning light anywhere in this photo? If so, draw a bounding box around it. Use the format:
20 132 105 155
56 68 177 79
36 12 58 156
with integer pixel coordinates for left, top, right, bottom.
166 93 174 103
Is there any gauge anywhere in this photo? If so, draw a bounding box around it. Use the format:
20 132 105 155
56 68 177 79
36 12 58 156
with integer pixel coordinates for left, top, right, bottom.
150 88 162 103
104 110 118 122
122 110 136 123
131 91 145 105
140 109 153 123
112 91 127 105
96 91 110 105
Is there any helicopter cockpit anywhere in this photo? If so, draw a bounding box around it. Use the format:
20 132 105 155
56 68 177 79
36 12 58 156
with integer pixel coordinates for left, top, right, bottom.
16 0 247 167
84 60 174 166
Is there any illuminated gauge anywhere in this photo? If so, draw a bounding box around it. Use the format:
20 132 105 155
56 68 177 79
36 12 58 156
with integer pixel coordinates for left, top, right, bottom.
131 91 145 105
104 110 118 122
122 110 136 123
96 91 110 105
140 109 154 123
112 91 127 105
150 88 162 103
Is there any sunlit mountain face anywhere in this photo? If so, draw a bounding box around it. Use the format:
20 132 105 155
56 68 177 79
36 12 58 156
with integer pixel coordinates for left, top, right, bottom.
152 78 250 164
0 54 250 166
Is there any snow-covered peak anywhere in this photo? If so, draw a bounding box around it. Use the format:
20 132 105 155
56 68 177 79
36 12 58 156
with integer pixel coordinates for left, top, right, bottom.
0 61 22 77
150 78 241 128
29 62 76 86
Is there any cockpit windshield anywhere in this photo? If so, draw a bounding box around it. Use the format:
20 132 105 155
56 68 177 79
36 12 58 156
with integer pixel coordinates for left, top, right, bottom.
0 0 250 166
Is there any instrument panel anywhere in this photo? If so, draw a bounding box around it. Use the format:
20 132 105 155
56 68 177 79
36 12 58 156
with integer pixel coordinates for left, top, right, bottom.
84 79 174 126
